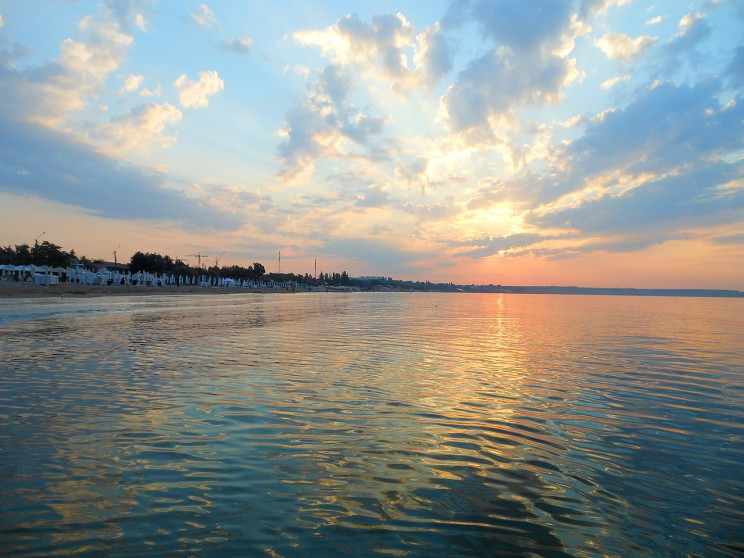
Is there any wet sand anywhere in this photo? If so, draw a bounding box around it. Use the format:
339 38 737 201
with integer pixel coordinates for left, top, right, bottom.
0 280 288 299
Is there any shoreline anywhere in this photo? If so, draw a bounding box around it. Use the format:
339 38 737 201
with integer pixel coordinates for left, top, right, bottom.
0 281 291 299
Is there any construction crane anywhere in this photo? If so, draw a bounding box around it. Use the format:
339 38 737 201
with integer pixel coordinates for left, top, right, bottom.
186 252 209 269
214 251 226 267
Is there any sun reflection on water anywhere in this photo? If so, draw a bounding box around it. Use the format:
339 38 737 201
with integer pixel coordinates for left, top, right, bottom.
1 293 742 556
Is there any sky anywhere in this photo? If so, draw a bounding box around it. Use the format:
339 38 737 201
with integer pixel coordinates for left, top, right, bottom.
0 0 743 288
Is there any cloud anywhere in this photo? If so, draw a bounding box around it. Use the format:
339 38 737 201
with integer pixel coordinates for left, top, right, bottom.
657 11 711 73
174 70 224 108
294 13 452 92
492 76 744 257
140 84 162 97
403 200 460 221
645 15 663 25
566 81 743 180
467 0 575 53
20 17 134 126
711 233 744 246
118 74 143 95
394 157 448 194
0 9 181 157
601 74 631 89
530 162 744 253
95 102 183 153
102 0 154 31
438 48 574 144
0 13 4 27
135 14 148 32
355 184 391 208
0 114 241 229
222 36 253 55
726 46 744 89
595 31 657 60
577 0 631 18
324 237 433 269
452 233 546 258
277 65 388 182
437 0 580 146
190 4 215 30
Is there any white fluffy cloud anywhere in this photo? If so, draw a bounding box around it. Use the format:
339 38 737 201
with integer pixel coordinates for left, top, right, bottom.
21 17 133 126
174 70 224 108
295 13 451 92
595 31 657 60
118 74 143 95
135 14 148 32
96 102 183 153
0 8 184 157
190 4 215 29
601 74 631 89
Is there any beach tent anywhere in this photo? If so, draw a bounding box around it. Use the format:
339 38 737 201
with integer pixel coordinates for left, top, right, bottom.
35 273 59 286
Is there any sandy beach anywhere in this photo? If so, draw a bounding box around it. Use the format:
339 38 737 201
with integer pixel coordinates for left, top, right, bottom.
0 280 287 299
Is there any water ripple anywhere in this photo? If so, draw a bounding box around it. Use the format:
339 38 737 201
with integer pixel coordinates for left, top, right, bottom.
1 293 742 556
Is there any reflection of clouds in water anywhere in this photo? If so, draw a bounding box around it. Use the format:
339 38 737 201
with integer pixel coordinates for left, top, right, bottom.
0 293 742 556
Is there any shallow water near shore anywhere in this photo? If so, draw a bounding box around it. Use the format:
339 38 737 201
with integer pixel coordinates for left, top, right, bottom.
1 292 743 556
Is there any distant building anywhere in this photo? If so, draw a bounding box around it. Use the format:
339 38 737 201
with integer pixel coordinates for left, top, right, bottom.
95 261 129 274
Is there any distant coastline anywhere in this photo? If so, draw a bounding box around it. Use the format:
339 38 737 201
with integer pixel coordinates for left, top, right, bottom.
478 285 744 298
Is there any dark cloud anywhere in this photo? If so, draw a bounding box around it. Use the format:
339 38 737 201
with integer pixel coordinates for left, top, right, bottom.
655 12 712 78
442 49 570 137
438 0 576 142
0 115 243 230
711 233 744 246
324 237 433 269
513 79 744 208
277 65 388 181
221 37 253 56
569 80 742 176
103 0 154 29
354 185 390 208
471 59 744 258
726 46 744 89
532 162 744 239
470 0 573 53
403 199 460 221
453 233 546 258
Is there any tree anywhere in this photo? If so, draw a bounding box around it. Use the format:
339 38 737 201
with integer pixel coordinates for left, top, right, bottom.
129 251 166 273
10 244 32 266
252 262 265 278
31 240 70 267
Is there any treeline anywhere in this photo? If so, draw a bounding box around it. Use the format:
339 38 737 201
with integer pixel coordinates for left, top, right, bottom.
1 241 82 268
2 239 469 291
129 251 268 281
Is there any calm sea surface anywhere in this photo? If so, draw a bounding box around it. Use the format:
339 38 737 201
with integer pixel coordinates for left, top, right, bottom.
1 292 742 557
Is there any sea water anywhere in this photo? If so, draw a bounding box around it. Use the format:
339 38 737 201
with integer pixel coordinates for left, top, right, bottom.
1 292 742 557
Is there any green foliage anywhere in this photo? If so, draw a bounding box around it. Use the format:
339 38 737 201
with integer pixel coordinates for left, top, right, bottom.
129 251 166 273
0 236 481 292
0 241 72 267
